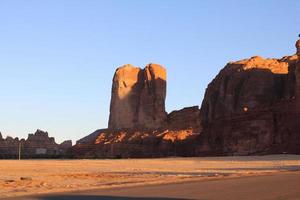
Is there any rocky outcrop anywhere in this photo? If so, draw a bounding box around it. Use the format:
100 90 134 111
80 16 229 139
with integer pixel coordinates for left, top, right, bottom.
0 136 21 158
0 130 72 158
199 40 300 155
108 64 167 130
59 140 73 150
167 106 201 131
75 104 201 158
75 37 300 158
73 129 200 158
200 56 290 124
23 129 60 157
74 62 204 158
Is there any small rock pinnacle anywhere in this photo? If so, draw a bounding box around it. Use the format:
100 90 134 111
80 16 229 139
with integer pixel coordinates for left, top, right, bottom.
296 34 300 55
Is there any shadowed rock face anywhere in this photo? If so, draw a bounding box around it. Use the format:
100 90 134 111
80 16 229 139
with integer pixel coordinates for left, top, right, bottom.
138 64 167 128
108 64 167 130
0 130 72 158
296 39 300 55
167 106 201 131
199 53 300 155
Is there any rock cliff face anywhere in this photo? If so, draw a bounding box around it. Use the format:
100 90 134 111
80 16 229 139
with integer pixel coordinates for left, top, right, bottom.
23 129 60 156
0 136 21 158
108 64 167 130
75 38 300 158
74 64 201 158
201 56 290 124
167 106 201 131
199 41 300 155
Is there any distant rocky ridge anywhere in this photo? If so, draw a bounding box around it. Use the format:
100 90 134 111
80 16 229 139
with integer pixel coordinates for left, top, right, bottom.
74 38 300 158
0 130 72 158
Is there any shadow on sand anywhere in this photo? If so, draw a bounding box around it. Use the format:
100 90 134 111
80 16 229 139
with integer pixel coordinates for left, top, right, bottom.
36 195 193 200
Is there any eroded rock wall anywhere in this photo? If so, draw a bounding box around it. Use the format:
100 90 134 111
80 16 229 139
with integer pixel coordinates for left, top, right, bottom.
199 53 300 155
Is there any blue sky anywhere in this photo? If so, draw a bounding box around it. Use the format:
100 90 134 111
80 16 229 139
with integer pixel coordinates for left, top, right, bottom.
0 0 299 143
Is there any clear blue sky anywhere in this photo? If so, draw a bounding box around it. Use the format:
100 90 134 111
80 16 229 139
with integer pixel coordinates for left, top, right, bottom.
0 0 299 143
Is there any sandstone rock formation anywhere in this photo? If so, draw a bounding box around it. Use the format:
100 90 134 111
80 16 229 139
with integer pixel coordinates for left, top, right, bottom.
75 62 202 158
74 128 200 158
75 37 300 158
59 140 73 150
75 64 202 158
0 130 72 158
108 64 142 129
199 40 300 155
108 64 167 130
0 136 21 158
200 56 290 124
23 129 60 156
75 105 202 158
167 106 201 131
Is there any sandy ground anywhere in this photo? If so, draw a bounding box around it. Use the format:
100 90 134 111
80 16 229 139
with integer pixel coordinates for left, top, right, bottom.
0 154 300 199
17 171 299 200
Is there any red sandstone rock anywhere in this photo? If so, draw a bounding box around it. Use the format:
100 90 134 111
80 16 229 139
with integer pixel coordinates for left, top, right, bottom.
74 128 199 158
108 64 167 130
138 64 167 128
75 38 300 158
167 106 201 131
108 64 142 129
199 43 300 155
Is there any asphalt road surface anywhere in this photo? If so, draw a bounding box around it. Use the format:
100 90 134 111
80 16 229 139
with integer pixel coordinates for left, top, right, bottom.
7 172 300 200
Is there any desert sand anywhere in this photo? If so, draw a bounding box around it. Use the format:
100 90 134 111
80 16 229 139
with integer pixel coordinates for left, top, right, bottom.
1 154 300 199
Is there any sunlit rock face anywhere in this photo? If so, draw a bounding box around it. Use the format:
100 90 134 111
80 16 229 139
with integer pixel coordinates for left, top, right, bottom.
73 128 200 158
201 56 290 124
199 47 300 155
108 64 167 130
108 64 143 129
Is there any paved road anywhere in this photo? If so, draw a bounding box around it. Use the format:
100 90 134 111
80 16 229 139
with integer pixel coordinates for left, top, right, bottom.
7 172 300 200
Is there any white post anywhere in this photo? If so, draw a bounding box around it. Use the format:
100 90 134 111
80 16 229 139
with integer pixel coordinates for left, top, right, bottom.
18 141 21 160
